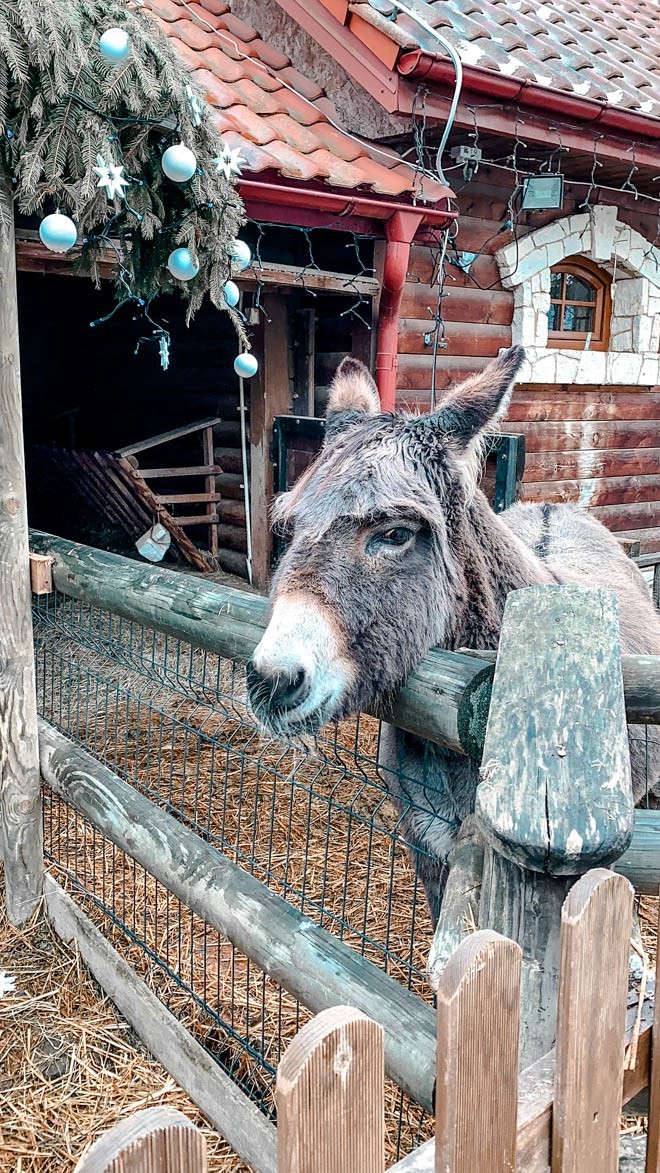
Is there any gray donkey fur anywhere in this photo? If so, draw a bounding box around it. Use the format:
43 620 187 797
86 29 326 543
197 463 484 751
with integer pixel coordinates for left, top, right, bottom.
248 346 660 925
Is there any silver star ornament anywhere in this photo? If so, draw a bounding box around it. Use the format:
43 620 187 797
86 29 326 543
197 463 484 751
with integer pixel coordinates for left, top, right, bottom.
214 143 246 181
94 152 130 201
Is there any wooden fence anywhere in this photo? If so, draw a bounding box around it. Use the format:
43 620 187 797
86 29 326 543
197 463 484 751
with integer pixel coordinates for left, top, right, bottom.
3 532 660 1171
75 870 656 1172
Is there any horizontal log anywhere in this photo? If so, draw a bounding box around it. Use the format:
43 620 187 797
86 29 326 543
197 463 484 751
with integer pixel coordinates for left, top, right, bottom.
523 448 660 482
239 261 379 297
407 248 501 289
589 500 659 533
217 548 249 579
28 531 495 757
218 499 246 526
460 648 660 724
215 472 245 500
522 474 660 509
215 447 247 474
38 720 437 1112
43 875 277 1173
396 355 489 396
618 527 660 556
507 391 660 424
501 419 656 454
399 286 513 325
615 810 660 895
397 320 510 358
214 421 243 444
218 522 248 552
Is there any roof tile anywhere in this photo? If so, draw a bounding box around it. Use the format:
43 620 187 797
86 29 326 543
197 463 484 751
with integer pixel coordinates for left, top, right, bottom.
349 0 660 118
143 0 450 200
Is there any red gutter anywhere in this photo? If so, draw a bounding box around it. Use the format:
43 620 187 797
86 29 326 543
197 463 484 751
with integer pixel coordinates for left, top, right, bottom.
377 210 423 412
238 178 455 231
399 51 660 144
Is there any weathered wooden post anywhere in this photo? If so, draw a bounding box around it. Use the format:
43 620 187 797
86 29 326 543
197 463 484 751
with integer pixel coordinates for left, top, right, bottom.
476 585 633 1066
0 172 43 922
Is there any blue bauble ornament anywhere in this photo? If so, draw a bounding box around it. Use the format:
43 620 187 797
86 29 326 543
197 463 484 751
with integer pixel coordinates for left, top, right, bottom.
230 239 251 272
234 352 259 378
99 28 130 62
167 248 199 282
162 143 197 183
222 280 240 308
39 212 77 254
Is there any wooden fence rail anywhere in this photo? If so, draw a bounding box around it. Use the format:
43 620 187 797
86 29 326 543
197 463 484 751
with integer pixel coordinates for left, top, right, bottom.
78 872 653 1172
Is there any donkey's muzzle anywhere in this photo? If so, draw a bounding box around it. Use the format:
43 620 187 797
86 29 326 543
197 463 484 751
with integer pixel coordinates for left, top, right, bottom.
246 660 311 716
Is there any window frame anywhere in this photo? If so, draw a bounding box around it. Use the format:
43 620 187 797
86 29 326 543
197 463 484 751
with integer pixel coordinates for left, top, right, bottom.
547 257 612 352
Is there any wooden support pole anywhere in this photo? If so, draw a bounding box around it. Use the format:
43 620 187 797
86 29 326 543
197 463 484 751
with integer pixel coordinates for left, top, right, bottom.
250 292 291 589
552 870 634 1173
38 719 437 1112
0 172 43 922
277 1007 384 1173
426 815 484 990
477 586 634 1067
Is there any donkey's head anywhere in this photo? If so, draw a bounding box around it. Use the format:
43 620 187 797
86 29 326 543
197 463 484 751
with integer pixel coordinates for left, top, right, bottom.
247 346 525 736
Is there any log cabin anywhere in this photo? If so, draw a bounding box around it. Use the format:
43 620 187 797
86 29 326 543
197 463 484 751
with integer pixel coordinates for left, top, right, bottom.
23 0 660 586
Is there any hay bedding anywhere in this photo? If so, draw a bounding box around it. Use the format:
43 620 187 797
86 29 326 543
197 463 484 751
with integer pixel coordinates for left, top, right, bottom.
0 865 249 1172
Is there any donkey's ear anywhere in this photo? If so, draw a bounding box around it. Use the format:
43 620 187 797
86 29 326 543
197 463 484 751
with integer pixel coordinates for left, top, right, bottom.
325 357 380 439
424 347 526 447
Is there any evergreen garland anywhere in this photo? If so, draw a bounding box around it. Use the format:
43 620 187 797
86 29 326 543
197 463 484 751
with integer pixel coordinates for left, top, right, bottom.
0 0 247 339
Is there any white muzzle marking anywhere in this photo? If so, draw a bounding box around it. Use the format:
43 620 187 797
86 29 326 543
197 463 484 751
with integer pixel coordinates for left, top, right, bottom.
251 594 353 729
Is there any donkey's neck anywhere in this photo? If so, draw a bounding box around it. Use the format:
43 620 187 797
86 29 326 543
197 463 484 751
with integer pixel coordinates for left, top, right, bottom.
447 492 553 651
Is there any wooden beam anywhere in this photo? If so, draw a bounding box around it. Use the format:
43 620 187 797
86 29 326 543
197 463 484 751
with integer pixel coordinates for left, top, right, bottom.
119 417 222 457
0 172 43 923
250 293 292 588
239 261 379 297
29 552 54 595
44 874 277 1173
138 466 221 478
39 720 438 1113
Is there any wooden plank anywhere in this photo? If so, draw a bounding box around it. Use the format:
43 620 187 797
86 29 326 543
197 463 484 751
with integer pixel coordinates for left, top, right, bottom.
476 586 633 875
74 1107 207 1172
646 900 660 1173
29 552 54 595
250 292 292 588
38 721 438 1113
389 985 655 1173
399 286 513 326
507 392 660 424
139 465 221 478
165 513 219 526
44 875 277 1173
397 320 510 358
426 815 484 990
523 448 660 482
239 261 378 297
156 493 220 505
521 474 660 508
203 425 218 559
435 930 521 1173
116 457 210 571
501 419 656 454
552 870 634 1173
119 417 222 457
277 1007 384 1173
0 172 43 924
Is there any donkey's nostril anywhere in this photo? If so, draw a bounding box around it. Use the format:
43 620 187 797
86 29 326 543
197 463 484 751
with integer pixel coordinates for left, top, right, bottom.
246 660 311 713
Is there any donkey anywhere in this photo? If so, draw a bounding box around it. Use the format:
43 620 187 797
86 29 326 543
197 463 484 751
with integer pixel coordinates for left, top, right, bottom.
247 346 660 924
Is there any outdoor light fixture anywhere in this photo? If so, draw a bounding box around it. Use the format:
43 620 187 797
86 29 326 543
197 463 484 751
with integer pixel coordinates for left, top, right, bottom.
521 174 565 211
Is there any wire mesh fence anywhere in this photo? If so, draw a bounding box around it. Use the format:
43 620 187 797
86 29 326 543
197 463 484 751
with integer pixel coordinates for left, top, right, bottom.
33 588 443 1160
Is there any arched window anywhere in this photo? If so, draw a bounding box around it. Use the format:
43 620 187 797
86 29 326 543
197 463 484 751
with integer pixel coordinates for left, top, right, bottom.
547 258 611 351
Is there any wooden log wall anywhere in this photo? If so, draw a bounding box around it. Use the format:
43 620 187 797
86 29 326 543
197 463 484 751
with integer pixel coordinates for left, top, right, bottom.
398 173 660 553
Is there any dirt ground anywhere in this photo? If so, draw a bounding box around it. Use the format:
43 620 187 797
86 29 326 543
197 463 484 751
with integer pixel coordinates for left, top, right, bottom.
0 867 248 1173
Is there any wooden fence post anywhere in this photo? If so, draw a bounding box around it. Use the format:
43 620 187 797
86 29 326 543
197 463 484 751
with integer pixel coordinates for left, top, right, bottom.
74 1106 207 1172
0 171 43 922
552 869 633 1173
476 586 633 1067
277 1006 384 1173
435 929 521 1173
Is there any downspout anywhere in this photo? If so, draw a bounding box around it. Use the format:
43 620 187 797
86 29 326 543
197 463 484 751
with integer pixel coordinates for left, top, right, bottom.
376 209 423 412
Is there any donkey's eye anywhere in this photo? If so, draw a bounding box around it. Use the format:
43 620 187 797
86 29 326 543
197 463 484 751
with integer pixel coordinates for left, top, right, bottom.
367 526 415 554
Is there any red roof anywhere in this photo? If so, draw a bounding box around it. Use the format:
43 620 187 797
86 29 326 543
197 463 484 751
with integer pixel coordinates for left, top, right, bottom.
324 0 660 120
143 0 449 202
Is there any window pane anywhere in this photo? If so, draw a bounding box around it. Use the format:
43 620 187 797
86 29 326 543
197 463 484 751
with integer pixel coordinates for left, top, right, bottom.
547 303 562 331
564 273 596 302
550 271 563 298
563 304 595 332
